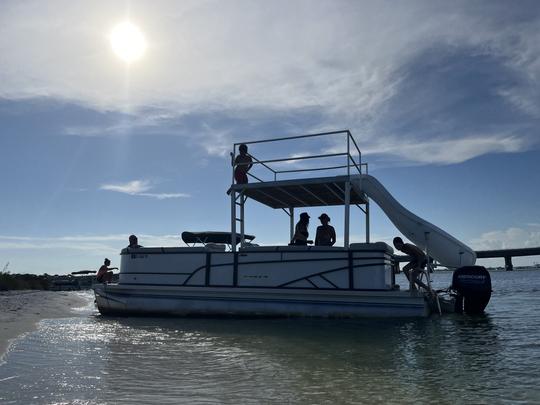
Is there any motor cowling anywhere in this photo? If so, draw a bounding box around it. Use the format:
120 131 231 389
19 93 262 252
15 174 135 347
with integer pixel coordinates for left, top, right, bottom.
451 266 492 315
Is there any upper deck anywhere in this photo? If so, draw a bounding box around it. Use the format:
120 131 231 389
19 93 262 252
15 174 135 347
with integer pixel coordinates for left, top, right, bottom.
229 130 372 249
230 174 367 209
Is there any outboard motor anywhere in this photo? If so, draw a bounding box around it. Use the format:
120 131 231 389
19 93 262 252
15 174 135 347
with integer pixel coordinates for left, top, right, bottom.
451 266 491 315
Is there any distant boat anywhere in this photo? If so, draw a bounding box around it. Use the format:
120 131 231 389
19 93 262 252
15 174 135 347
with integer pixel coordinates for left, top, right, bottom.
94 130 491 317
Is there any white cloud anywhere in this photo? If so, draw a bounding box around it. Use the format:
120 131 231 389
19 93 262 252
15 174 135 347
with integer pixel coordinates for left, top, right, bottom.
363 134 528 165
1 1 539 163
100 180 190 199
0 233 182 252
469 227 540 251
100 180 151 194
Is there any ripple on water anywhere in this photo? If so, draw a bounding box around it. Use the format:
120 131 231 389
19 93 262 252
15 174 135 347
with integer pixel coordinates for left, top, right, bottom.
0 271 539 404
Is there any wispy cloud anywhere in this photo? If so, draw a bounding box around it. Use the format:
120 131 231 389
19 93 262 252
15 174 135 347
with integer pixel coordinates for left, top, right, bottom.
100 180 190 199
469 226 540 251
0 233 182 252
1 1 539 165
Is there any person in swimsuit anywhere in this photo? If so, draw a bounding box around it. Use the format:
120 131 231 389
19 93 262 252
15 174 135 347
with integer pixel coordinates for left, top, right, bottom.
291 212 311 245
393 237 429 291
234 144 253 184
315 213 336 246
96 258 118 283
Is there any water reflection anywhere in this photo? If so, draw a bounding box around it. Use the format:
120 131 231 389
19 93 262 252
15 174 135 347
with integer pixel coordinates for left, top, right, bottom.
1 271 539 404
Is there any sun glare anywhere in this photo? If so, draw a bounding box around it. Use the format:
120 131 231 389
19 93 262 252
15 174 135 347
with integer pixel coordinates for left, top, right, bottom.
110 22 147 63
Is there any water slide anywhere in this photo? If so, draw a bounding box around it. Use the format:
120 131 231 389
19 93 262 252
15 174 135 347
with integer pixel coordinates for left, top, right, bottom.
351 175 476 268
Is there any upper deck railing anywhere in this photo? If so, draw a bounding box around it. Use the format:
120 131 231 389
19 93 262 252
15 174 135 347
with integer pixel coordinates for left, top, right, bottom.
231 130 367 184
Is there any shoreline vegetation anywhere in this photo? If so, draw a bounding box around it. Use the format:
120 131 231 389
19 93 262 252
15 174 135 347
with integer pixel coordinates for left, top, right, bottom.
0 272 96 291
0 272 52 291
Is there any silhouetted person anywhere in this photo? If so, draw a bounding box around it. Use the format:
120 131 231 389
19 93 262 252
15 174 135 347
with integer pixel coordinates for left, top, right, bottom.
315 213 336 246
393 237 429 291
128 234 142 248
291 212 311 245
234 144 253 184
96 258 118 283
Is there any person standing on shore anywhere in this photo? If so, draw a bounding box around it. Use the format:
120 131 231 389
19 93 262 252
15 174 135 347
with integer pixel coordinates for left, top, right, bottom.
96 258 118 283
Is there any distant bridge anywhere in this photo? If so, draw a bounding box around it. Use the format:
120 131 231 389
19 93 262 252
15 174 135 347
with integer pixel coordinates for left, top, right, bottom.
475 247 540 271
397 246 540 271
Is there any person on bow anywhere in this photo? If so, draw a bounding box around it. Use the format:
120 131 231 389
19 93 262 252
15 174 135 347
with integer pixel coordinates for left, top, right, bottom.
127 234 142 249
96 258 118 283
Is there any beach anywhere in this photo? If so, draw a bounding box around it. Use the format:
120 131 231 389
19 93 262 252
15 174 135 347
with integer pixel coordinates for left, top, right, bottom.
0 290 89 359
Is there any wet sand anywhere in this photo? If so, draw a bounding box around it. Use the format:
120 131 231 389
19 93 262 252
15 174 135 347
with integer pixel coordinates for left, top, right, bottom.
0 290 90 359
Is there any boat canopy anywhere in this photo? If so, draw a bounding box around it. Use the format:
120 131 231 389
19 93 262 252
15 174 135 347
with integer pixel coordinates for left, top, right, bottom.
230 174 367 209
181 231 255 245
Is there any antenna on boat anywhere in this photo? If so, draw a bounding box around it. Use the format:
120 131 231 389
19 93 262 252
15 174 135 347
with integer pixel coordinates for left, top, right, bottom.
2 261 9 273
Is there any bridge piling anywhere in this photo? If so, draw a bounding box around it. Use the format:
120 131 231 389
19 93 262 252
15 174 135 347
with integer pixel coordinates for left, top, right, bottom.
504 256 514 271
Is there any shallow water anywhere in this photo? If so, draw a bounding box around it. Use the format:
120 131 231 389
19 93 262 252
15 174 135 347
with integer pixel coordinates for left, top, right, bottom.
1 270 539 404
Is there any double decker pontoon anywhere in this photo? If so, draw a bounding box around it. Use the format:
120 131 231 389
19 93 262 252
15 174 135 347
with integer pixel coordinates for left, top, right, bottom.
94 130 490 317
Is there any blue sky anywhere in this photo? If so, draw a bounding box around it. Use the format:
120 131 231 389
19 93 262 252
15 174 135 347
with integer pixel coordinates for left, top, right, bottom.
1 0 539 274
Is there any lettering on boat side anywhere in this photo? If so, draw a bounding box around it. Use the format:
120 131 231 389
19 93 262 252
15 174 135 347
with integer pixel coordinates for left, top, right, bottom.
243 275 269 279
131 254 149 259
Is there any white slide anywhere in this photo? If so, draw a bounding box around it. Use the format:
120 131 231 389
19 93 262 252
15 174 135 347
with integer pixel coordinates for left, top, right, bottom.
351 175 476 268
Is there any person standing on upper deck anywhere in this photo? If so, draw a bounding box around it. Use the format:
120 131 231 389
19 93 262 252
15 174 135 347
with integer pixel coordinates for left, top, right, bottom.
234 144 253 184
291 212 311 245
315 213 336 246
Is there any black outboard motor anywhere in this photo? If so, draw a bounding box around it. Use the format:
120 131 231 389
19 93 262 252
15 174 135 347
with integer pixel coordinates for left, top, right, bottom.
451 266 492 315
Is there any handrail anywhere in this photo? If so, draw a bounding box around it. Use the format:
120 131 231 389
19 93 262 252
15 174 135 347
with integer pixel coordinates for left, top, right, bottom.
348 154 362 175
247 152 347 166
232 130 364 183
275 164 350 174
234 130 350 146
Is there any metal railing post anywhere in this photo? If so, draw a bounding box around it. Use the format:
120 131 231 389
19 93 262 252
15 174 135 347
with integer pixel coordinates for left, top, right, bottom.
347 132 350 178
289 207 294 242
366 199 370 243
231 190 236 252
344 180 351 248
240 193 245 247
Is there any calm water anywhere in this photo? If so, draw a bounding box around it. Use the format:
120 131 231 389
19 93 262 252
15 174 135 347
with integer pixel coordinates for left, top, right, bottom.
1 270 539 404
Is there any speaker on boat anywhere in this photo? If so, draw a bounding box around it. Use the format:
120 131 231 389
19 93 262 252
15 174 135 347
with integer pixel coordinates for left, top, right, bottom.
451 266 492 315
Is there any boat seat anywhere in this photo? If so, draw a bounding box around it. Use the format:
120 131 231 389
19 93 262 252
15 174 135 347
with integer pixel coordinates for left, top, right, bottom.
349 242 394 254
205 243 226 251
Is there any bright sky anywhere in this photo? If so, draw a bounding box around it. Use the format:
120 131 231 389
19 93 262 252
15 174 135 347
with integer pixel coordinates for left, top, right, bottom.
1 0 539 274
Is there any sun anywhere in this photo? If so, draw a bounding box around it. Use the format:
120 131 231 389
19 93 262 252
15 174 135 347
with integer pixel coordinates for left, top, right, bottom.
110 22 147 63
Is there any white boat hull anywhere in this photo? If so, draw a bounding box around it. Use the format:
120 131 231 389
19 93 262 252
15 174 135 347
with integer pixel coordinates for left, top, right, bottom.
94 284 431 318
93 243 441 318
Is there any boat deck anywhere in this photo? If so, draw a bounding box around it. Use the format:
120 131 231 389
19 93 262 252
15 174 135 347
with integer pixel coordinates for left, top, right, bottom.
230 175 367 209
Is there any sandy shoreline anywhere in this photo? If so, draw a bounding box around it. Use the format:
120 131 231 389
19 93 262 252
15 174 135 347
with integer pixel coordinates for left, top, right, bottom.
0 290 92 359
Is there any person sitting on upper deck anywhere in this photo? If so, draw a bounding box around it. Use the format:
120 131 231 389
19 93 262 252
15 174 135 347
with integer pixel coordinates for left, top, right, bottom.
315 213 336 246
291 212 311 246
127 234 142 249
393 237 429 291
234 144 253 184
